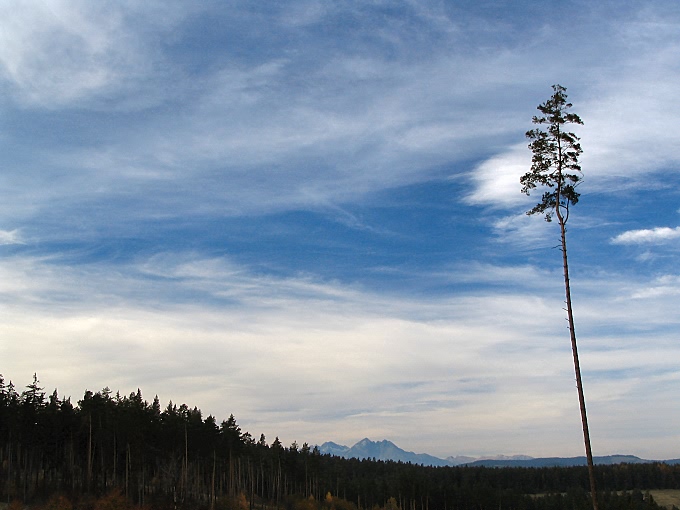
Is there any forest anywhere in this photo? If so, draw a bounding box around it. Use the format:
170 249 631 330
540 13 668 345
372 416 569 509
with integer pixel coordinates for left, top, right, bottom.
2 374 679 510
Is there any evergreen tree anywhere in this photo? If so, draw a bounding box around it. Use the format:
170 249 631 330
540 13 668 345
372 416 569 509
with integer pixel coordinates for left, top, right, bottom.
521 84 597 510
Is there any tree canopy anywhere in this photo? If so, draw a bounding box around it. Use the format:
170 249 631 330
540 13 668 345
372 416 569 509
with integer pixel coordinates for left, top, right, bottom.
521 84 584 223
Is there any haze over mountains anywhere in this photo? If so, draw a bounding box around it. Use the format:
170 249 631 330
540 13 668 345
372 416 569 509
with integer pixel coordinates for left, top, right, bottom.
318 439 678 467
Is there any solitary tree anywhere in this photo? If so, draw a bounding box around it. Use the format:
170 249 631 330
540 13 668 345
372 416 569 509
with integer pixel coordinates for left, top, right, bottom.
520 84 598 510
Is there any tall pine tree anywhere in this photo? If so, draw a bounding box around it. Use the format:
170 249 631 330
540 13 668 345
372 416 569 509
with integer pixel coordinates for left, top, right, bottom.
521 84 597 510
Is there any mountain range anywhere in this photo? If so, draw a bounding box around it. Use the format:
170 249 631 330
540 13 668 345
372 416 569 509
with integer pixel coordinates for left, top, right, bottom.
318 439 680 467
320 438 453 467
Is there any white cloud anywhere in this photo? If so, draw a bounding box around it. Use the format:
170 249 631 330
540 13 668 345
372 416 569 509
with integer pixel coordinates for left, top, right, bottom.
279 0 331 27
628 274 680 299
2 252 680 459
581 27 680 182
489 212 556 249
0 0 187 108
1 49 540 226
466 143 531 208
611 226 680 245
0 229 22 245
468 10 680 211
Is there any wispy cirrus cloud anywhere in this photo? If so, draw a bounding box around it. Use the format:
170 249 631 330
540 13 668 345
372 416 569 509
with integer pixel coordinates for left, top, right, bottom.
0 1 557 231
0 0 189 108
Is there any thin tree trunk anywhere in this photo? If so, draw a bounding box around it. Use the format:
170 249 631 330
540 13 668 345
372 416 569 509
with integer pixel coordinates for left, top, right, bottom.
6 431 11 505
211 450 216 510
184 425 188 502
87 414 92 493
126 443 130 499
229 449 234 496
559 218 598 510
113 431 117 486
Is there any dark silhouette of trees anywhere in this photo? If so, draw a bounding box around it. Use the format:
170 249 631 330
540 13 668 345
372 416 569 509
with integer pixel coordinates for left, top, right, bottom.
521 84 597 510
1 373 677 510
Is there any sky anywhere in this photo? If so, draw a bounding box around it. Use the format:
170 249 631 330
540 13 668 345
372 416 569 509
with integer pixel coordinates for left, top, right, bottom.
1 0 680 461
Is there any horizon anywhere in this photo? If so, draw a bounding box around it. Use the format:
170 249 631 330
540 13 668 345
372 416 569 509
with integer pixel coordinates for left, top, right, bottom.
1 1 680 461
316 437 674 462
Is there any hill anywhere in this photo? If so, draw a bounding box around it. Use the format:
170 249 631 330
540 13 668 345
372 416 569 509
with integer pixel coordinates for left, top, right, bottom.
467 454 650 467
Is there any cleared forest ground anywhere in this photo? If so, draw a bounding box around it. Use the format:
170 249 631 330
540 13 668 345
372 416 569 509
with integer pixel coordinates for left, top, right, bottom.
649 490 680 509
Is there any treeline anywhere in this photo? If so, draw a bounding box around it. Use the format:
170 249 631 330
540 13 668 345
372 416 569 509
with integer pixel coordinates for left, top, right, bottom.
1 374 678 510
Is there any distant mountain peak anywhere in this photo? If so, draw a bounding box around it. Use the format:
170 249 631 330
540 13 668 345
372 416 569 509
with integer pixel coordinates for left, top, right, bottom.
319 441 350 456
318 438 451 467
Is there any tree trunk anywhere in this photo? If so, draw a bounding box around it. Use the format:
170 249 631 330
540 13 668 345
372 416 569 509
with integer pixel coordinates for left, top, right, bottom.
184 425 188 502
6 431 12 505
559 217 598 510
211 450 216 510
87 414 92 493
126 443 130 499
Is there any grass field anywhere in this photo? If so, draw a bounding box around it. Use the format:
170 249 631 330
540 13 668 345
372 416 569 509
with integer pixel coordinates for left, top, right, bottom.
649 490 680 509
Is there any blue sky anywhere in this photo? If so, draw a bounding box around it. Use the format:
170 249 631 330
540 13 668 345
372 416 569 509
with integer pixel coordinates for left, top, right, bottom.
1 0 680 460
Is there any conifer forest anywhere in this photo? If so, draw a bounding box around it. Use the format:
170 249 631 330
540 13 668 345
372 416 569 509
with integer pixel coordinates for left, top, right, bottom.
2 375 679 510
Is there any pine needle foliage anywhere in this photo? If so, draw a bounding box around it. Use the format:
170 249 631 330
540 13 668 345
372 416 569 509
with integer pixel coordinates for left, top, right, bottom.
521 84 583 223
